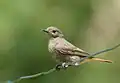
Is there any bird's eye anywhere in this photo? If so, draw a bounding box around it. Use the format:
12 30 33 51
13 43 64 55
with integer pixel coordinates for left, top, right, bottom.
52 30 56 33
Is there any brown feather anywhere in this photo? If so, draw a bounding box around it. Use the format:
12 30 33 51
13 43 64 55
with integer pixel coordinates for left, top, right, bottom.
80 58 113 64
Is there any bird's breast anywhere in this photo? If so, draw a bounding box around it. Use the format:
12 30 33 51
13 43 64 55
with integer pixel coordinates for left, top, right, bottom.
48 42 55 53
48 39 58 53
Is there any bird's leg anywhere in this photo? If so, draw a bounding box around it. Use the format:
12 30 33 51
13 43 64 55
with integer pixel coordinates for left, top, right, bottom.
55 62 63 70
56 62 70 70
62 62 73 69
62 62 69 68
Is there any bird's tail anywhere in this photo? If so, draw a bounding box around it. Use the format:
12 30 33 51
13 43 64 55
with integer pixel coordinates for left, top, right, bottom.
80 58 113 64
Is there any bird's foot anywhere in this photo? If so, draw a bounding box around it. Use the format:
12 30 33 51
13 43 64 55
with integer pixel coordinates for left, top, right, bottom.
55 62 70 70
55 63 62 71
62 62 69 68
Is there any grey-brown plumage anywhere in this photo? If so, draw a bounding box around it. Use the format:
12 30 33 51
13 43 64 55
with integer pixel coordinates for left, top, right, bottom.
42 26 112 68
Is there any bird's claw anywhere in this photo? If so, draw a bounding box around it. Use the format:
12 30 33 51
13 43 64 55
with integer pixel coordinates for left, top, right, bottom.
55 63 62 71
55 62 69 70
62 62 69 68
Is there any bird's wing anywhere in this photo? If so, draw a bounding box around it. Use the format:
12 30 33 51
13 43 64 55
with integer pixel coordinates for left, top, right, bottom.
55 38 89 57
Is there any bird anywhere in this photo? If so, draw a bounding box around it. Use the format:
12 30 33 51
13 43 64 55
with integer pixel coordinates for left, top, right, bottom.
42 26 113 69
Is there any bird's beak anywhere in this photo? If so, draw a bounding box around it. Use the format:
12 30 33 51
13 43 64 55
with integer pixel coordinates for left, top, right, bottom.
41 29 48 33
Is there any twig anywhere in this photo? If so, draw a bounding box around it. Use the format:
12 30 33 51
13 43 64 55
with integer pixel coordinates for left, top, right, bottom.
80 43 120 62
8 43 120 83
12 67 56 83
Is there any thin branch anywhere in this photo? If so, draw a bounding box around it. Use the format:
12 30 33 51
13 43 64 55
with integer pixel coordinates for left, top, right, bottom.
12 67 56 83
80 43 120 62
8 43 120 83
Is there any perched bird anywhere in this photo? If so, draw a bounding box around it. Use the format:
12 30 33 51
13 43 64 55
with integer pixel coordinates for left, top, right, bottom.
42 26 112 68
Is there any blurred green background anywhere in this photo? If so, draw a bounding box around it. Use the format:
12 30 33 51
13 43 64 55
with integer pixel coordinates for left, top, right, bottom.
0 0 120 83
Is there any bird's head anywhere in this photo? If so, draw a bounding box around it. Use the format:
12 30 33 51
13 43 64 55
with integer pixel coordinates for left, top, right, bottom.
42 26 64 38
